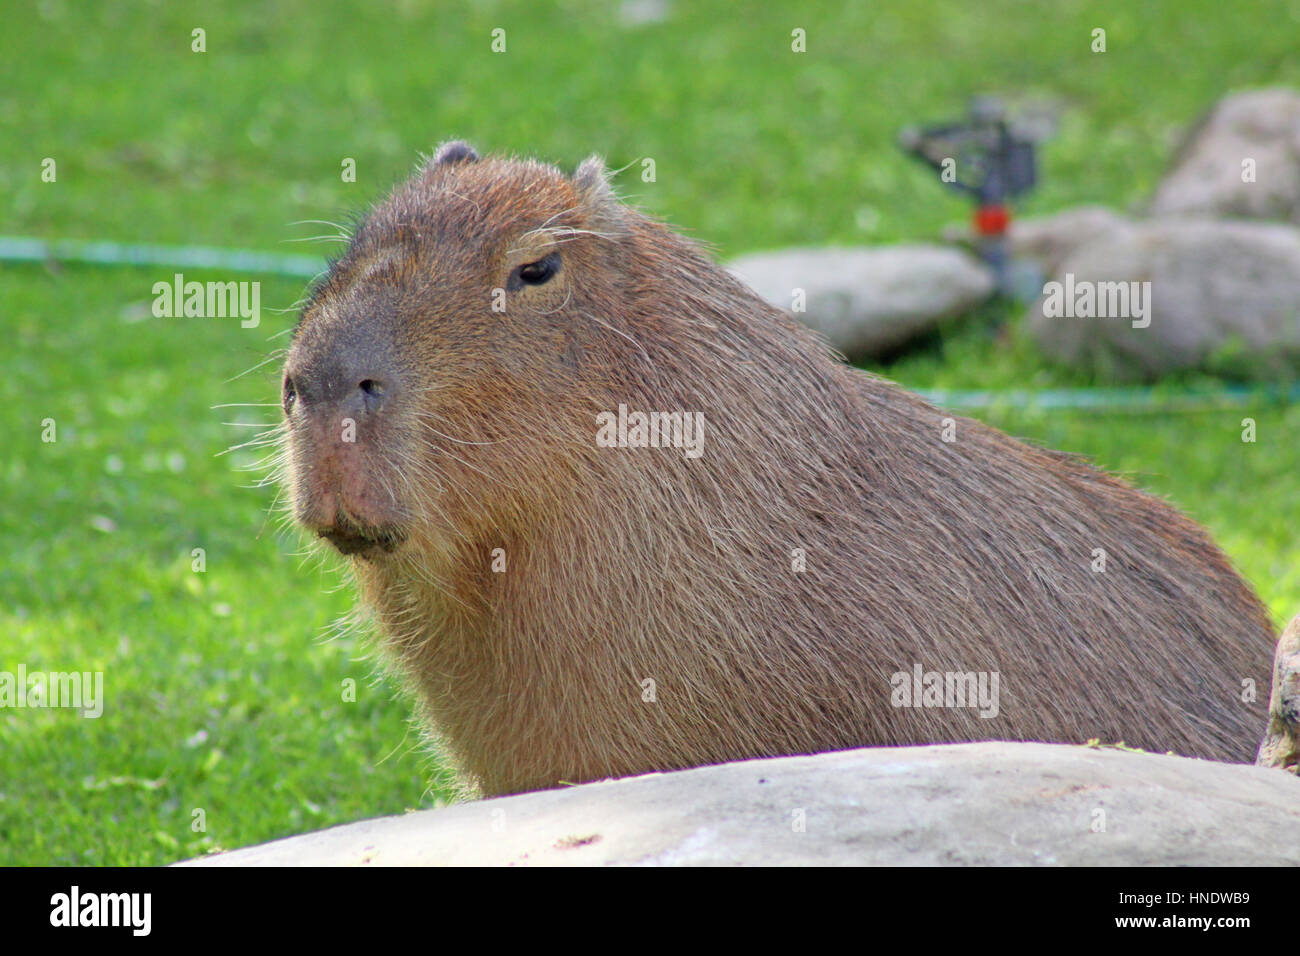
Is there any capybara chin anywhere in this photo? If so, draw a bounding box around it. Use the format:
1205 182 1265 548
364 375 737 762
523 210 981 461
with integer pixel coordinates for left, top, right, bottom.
280 140 1274 796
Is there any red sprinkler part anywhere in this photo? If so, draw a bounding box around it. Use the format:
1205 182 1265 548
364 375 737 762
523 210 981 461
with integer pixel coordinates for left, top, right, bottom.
974 203 1010 235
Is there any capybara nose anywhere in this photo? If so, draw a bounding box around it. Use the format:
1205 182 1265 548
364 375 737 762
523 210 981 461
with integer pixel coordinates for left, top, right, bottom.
284 362 395 421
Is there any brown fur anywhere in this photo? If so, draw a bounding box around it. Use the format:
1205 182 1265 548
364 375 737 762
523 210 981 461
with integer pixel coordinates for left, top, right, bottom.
282 143 1275 796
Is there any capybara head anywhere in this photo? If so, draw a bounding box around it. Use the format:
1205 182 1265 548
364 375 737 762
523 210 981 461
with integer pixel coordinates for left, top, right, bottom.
283 141 630 563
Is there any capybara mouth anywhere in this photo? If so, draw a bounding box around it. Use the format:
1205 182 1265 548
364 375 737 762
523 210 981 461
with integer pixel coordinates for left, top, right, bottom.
319 520 406 558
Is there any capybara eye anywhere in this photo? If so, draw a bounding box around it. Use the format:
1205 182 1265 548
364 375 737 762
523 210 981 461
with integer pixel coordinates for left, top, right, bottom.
514 253 560 286
282 374 297 414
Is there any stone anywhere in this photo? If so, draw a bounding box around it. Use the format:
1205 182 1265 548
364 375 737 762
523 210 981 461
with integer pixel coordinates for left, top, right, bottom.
1027 217 1300 379
180 741 1300 866
1151 88 1300 225
727 245 994 359
1008 206 1132 274
1258 614 1300 774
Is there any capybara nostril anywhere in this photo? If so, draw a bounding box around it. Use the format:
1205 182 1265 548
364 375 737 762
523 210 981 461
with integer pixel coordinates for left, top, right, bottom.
286 353 396 420
339 376 391 419
281 373 298 416
357 378 386 411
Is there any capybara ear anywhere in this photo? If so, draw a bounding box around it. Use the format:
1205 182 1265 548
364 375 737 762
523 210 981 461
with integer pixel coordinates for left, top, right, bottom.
431 140 479 166
572 154 626 234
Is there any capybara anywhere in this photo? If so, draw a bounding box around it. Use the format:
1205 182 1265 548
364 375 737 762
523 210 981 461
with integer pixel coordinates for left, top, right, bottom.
280 141 1274 796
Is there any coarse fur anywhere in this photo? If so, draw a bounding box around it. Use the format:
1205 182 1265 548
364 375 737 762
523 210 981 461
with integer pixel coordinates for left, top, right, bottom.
281 142 1275 796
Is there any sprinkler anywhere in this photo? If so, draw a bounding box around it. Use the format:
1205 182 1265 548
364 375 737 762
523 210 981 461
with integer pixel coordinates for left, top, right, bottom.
899 96 1048 295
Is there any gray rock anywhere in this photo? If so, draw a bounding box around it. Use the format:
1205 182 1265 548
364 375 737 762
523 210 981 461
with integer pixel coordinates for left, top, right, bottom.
1027 217 1300 378
179 741 1300 866
728 245 994 358
619 0 670 26
1258 614 1300 773
1151 88 1300 224
1008 206 1131 274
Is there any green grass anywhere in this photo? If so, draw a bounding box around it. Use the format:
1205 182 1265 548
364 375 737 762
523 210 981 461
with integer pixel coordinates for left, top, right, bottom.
3 0 1299 865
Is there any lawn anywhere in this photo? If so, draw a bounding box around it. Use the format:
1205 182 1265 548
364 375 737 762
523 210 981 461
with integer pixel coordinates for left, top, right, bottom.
3 0 1299 865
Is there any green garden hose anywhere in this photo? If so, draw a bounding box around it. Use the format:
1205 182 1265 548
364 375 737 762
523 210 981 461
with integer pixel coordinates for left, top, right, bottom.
5 234 1297 411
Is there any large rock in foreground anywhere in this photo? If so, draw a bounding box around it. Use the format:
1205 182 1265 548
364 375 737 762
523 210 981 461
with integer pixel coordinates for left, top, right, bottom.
181 742 1300 866
728 245 994 359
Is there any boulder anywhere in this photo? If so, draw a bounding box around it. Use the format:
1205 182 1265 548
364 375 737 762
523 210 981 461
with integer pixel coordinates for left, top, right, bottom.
1027 217 1300 378
1008 206 1132 274
1258 614 1300 773
727 245 994 359
180 741 1300 866
1151 88 1300 225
